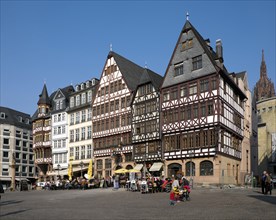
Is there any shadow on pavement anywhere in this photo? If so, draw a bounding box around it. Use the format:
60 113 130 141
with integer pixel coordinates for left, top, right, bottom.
248 195 276 205
0 209 31 218
0 200 23 206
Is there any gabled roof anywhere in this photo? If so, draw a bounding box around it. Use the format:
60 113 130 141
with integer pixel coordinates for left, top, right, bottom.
236 71 246 80
181 20 222 73
108 51 145 92
53 85 75 101
37 83 51 106
139 68 163 90
162 19 247 100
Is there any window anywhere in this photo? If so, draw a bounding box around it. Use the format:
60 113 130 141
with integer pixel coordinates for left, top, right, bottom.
182 39 193 50
200 79 209 92
3 151 9 157
76 95 80 106
207 102 213 115
75 129 79 141
87 126 92 139
81 127 86 140
87 91 92 102
4 138 9 145
87 108 92 120
76 112 80 124
70 97 74 108
185 161 195 176
87 145 92 158
0 112 5 119
163 91 170 101
81 93 86 104
97 159 103 170
174 63 184 76
82 110 86 122
70 114 74 125
201 105 206 117
81 146 85 159
192 55 202 70
189 83 197 95
200 160 213 176
180 86 187 97
75 147 79 160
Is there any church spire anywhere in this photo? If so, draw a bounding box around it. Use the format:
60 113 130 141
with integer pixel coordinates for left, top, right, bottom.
254 49 275 101
260 49 267 78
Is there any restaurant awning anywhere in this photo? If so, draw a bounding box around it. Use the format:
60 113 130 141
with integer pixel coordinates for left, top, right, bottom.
149 162 163 172
133 164 143 171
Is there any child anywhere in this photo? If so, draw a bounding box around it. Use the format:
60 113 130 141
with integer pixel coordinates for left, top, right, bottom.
169 189 176 205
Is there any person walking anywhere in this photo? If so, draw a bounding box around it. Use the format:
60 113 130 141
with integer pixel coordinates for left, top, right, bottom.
261 171 267 194
265 173 272 195
171 175 179 189
0 181 4 200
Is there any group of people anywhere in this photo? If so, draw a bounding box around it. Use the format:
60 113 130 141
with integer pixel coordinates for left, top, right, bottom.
169 175 191 205
261 171 273 195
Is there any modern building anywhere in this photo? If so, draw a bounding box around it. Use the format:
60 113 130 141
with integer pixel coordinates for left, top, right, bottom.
92 51 145 178
131 68 164 176
160 19 247 185
67 78 99 178
50 85 74 178
0 106 34 189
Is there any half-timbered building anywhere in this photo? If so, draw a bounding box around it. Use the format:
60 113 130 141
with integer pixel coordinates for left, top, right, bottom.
92 51 145 178
32 84 53 182
131 68 164 176
160 19 247 185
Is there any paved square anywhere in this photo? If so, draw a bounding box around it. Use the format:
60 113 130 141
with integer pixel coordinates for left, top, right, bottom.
0 187 275 220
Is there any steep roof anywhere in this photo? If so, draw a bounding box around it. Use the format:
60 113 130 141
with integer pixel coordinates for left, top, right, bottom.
0 106 32 129
162 19 246 100
37 83 51 106
108 51 145 91
139 68 163 90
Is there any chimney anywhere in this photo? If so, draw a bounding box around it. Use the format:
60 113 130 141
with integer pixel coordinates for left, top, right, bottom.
216 39 223 63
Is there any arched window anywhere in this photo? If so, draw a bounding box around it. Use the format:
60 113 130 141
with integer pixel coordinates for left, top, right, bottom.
168 163 182 178
185 161 195 176
200 160 213 176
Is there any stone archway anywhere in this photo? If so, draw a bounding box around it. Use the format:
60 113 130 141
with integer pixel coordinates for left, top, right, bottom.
167 163 182 178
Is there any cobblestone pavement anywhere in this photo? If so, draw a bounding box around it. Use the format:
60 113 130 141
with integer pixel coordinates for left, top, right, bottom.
0 186 275 220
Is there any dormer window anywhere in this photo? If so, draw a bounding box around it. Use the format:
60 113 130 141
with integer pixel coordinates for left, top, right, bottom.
81 83 85 90
18 116 22 122
192 55 202 70
174 63 184 77
182 39 193 50
0 112 5 119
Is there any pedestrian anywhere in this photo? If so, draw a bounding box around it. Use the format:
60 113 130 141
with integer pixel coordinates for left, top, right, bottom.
171 175 179 189
265 173 272 195
261 171 267 194
0 181 4 200
169 188 176 206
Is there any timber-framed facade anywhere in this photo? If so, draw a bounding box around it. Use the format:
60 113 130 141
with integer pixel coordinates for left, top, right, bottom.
92 51 145 178
131 68 163 175
160 20 247 185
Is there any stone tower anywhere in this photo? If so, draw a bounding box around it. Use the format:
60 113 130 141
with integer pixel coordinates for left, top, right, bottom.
254 50 275 101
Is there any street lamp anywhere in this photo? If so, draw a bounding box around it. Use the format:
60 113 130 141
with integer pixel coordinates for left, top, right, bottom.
57 164 61 178
80 161 84 178
189 151 194 189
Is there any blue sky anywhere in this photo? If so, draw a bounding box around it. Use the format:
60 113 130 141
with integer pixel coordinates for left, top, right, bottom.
1 0 275 115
